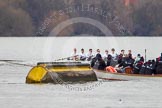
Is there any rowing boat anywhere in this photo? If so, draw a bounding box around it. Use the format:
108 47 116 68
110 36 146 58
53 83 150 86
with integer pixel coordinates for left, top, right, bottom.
93 69 162 81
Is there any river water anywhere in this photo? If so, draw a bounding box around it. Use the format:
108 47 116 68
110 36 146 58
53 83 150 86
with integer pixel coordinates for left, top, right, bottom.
0 37 162 108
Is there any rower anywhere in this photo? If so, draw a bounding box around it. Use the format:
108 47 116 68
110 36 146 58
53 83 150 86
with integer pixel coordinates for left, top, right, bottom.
118 49 125 64
79 48 86 61
127 50 135 59
86 49 95 61
91 53 106 70
96 49 101 56
117 54 134 73
70 48 79 61
156 53 162 74
110 48 118 67
103 50 112 66
110 48 118 60
102 50 109 61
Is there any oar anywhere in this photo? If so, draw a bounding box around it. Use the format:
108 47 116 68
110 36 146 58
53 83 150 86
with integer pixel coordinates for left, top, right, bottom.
0 55 81 67
6 62 34 67
0 59 24 62
57 55 95 61
1 60 34 67
54 55 79 61
145 49 147 62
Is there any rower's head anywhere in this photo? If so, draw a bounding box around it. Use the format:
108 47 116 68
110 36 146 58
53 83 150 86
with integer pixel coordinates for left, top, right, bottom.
73 48 77 53
105 50 108 54
89 49 92 53
111 48 115 53
128 50 132 54
137 54 141 57
97 49 100 54
121 49 125 54
81 48 84 53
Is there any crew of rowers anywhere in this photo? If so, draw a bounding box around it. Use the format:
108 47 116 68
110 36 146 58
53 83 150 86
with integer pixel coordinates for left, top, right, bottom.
70 48 162 75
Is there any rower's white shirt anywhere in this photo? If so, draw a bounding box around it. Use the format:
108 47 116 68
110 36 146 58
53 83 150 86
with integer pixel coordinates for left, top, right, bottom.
103 53 109 58
110 53 118 60
70 52 79 60
71 52 78 57
86 52 95 58
79 52 86 58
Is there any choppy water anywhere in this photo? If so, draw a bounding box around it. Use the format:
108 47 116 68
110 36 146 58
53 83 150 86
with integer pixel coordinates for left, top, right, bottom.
0 37 162 108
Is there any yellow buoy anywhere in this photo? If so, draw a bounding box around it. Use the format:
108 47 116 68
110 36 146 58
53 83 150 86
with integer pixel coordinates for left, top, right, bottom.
26 62 97 84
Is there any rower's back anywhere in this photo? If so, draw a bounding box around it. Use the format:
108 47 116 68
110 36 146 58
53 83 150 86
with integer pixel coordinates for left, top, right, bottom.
156 61 162 74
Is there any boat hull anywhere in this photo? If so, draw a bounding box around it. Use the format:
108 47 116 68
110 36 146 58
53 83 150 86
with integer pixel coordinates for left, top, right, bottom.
94 69 162 81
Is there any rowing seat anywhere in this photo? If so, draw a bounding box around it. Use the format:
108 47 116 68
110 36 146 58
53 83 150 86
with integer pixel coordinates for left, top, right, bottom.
125 67 133 74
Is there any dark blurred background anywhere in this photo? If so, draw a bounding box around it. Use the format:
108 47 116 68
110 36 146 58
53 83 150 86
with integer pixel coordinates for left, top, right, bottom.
0 0 162 36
